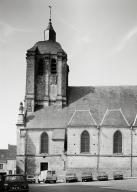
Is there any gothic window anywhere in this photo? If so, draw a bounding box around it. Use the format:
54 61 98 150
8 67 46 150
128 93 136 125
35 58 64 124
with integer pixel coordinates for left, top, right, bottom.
40 132 48 154
9 170 12 175
113 130 122 154
0 164 3 169
38 59 44 75
81 130 90 153
51 59 57 74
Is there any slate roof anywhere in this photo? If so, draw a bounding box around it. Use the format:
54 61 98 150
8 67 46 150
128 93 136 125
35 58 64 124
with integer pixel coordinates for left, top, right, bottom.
26 86 137 128
100 109 129 127
0 150 8 162
68 110 97 127
0 145 16 161
27 40 66 55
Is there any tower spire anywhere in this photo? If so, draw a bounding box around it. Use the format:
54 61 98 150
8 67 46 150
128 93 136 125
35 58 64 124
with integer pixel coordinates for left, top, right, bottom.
44 4 56 41
49 5 52 21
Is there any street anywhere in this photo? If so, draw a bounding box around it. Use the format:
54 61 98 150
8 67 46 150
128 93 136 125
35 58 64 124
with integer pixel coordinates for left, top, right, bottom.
29 179 137 192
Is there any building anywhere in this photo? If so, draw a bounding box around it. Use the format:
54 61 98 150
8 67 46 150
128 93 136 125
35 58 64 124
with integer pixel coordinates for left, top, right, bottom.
16 14 137 178
0 144 16 175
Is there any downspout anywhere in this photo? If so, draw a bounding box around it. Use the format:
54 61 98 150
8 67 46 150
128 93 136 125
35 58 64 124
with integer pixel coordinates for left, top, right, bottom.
25 128 28 175
97 125 100 174
130 125 133 177
25 129 27 175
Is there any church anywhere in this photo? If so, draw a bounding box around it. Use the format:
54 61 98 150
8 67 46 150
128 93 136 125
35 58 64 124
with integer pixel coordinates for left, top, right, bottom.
16 11 137 179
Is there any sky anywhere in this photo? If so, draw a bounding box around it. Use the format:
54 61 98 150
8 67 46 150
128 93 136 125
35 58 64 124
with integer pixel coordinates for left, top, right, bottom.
1 0 137 148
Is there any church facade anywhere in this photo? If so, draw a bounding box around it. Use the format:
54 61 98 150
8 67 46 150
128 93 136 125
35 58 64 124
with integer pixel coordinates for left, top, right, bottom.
16 16 137 178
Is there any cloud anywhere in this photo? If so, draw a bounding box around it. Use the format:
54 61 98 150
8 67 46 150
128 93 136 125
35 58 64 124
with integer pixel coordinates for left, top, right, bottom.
114 26 137 53
57 16 93 44
0 22 30 43
80 34 93 44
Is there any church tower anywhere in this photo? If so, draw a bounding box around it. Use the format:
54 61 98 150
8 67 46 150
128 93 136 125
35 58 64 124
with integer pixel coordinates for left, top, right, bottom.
25 8 69 112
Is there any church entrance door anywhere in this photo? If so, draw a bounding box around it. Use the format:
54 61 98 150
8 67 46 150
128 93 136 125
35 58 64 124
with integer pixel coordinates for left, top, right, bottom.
40 162 48 171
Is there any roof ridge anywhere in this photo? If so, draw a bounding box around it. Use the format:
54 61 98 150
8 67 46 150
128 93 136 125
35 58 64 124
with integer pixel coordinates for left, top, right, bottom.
107 108 121 112
100 108 109 126
119 108 129 126
67 110 76 126
89 110 97 126
133 114 137 126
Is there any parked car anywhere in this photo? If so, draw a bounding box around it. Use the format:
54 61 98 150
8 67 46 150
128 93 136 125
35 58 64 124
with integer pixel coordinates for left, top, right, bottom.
38 170 47 183
0 173 6 191
65 173 78 183
38 170 57 183
81 172 93 182
27 175 36 183
46 170 57 183
97 172 108 181
113 171 123 180
4 174 29 192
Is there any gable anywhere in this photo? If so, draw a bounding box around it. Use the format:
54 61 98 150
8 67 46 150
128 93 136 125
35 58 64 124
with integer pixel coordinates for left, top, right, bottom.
101 109 129 127
68 110 97 127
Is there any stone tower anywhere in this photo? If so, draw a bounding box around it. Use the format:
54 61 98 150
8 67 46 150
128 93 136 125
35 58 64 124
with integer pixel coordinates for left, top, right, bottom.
25 17 69 112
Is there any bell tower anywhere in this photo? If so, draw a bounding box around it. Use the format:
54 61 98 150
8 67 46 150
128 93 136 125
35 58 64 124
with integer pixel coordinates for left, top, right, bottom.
25 6 69 112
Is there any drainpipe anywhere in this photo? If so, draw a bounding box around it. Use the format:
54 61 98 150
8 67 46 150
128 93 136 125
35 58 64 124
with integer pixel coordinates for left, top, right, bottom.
97 125 101 174
130 125 133 177
25 128 28 175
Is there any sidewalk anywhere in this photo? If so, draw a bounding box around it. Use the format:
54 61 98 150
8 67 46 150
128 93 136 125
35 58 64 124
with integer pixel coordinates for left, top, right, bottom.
81 178 137 191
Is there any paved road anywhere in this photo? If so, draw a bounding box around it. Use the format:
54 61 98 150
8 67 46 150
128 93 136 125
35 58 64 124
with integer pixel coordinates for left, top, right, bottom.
29 179 137 192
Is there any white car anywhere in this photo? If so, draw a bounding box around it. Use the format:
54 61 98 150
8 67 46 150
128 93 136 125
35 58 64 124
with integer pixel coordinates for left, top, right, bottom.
38 170 57 183
38 170 47 183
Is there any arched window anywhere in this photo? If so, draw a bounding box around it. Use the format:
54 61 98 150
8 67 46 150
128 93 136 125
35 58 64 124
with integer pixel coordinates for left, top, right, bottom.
41 132 48 154
37 59 44 75
51 59 57 74
113 130 122 154
81 130 90 153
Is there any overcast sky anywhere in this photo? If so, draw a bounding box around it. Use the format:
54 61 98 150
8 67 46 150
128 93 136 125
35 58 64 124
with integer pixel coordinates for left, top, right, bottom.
1 0 137 148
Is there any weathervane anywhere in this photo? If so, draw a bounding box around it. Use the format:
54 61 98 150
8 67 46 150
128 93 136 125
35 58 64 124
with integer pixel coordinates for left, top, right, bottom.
49 4 52 21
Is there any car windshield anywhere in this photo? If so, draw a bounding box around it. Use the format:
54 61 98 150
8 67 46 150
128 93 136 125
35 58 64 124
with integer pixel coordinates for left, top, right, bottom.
82 172 91 175
114 172 122 174
5 175 25 182
47 171 55 175
66 173 74 176
99 172 106 176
